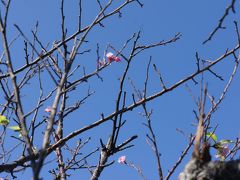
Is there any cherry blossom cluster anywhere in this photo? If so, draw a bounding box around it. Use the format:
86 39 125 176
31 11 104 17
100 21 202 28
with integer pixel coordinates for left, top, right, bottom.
106 52 121 63
97 52 121 68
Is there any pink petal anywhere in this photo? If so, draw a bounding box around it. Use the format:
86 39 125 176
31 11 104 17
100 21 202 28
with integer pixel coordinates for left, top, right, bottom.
106 52 114 58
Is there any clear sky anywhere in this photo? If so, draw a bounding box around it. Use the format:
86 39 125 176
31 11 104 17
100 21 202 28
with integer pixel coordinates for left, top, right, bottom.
1 0 240 179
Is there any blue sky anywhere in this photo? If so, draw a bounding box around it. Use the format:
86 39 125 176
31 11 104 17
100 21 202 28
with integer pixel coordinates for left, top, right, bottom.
1 0 240 179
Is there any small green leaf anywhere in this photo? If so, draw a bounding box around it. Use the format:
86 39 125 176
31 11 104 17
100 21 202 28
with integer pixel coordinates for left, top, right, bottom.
0 115 10 126
207 132 217 142
8 125 21 132
219 139 234 145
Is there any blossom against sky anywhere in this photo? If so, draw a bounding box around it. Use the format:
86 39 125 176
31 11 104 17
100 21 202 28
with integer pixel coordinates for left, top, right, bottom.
1 1 239 179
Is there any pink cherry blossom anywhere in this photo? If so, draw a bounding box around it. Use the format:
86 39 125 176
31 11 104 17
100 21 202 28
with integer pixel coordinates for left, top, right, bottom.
106 52 121 63
45 107 52 113
118 155 126 164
